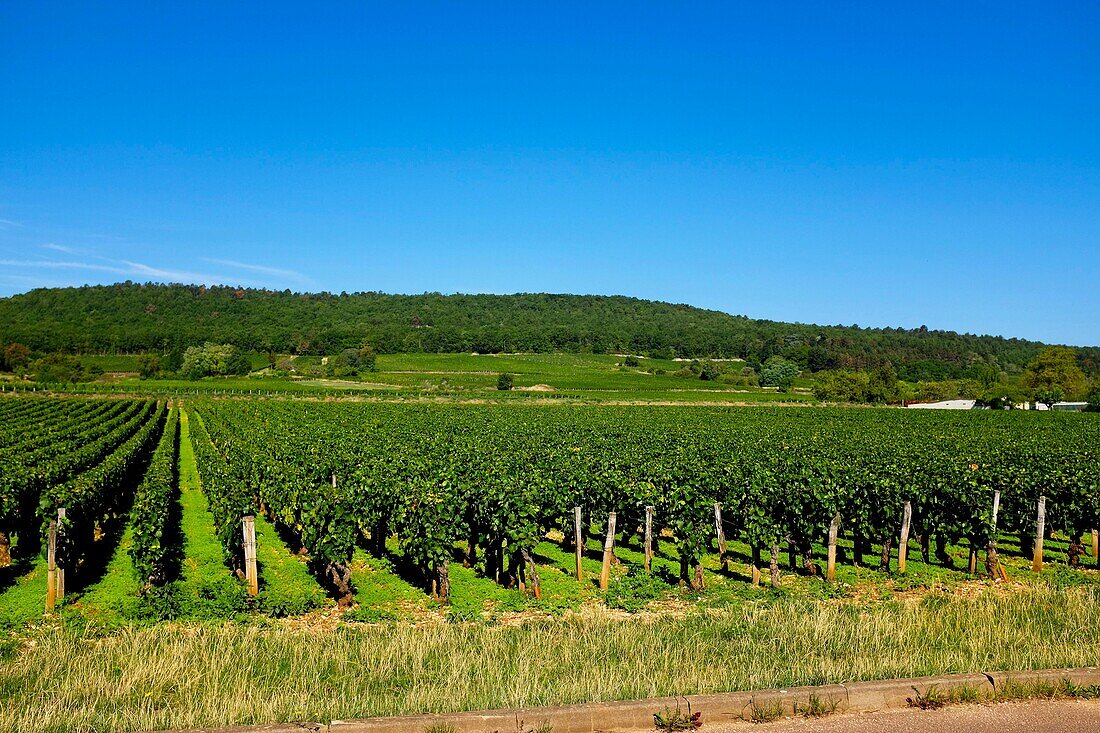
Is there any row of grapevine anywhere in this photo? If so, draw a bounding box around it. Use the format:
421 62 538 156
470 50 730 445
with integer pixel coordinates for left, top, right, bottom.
129 406 180 588
186 411 256 576
0 398 158 564
189 401 1100 599
45 401 167 575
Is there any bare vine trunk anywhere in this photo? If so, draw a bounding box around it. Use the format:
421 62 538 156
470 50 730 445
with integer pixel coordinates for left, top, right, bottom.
0 531 10 567
465 529 477 568
879 536 893 572
520 548 541 599
853 534 866 567
801 541 819 576
985 540 1000 578
327 562 354 607
919 533 930 563
373 519 388 557
935 534 952 567
1069 536 1084 568
769 544 780 586
432 560 450 601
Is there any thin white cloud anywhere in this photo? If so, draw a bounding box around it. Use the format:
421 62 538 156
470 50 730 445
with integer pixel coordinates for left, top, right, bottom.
119 259 229 284
41 243 78 254
201 257 309 282
0 219 21 229
1 254 293 291
0 259 130 275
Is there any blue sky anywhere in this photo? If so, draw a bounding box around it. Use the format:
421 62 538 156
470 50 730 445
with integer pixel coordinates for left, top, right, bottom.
1 3 1098 345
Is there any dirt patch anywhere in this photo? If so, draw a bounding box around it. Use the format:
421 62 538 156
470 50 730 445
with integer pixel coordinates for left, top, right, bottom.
516 384 554 392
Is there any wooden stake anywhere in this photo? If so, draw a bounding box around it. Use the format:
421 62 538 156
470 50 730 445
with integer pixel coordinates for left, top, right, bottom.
599 512 616 591
751 545 761 586
331 473 336 488
574 507 584 582
713 502 728 572
55 508 65 602
1031 496 1046 573
242 515 259 595
1093 529 1099 568
986 489 1003 579
644 505 654 574
46 520 57 612
898 501 912 574
826 513 840 582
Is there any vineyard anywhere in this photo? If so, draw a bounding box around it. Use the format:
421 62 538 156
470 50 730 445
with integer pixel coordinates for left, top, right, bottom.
2 394 1099 624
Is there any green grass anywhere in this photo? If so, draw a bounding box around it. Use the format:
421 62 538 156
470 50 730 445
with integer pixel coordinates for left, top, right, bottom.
253 513 331 616
168 410 249 619
343 548 428 622
0 559 48 629
3 584 1100 733
86 351 815 404
64 525 143 629
80 354 144 372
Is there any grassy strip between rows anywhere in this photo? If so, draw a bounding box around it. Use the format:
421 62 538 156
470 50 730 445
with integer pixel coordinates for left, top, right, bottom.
168 410 248 619
253 512 331 616
66 524 143 627
1 584 1099 733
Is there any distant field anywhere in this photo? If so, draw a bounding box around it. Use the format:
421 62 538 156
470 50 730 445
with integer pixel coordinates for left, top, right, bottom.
83 351 814 403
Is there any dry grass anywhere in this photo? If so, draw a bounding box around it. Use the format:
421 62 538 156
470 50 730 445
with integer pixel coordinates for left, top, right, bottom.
2 585 1100 732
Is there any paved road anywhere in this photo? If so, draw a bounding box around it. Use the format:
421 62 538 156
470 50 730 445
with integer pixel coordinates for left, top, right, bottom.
709 699 1100 732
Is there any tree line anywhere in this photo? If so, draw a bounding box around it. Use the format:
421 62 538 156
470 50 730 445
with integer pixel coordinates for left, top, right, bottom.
1 283 1096 382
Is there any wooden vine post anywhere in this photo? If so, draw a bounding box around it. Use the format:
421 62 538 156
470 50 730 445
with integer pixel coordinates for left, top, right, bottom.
1031 496 1046 573
898 501 912 574
1093 529 1099 569
987 489 1006 580
826 513 840 582
599 511 617 591
713 502 728 572
750 545 761 586
573 507 584 581
644 505 654 574
46 518 57 612
242 515 259 596
55 508 65 602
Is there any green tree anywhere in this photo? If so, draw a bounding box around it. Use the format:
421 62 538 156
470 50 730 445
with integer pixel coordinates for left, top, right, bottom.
496 373 514 390
698 360 722 381
866 363 901 403
30 353 90 383
1035 386 1065 409
357 343 378 372
759 356 799 391
1086 383 1100 412
813 370 869 402
3 342 30 371
1025 346 1087 401
226 349 252 376
181 343 247 379
137 352 161 379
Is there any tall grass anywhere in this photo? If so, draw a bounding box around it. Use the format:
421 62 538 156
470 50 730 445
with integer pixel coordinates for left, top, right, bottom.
3 584 1099 733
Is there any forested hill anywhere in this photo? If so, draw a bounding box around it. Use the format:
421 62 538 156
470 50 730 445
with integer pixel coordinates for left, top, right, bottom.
1 283 1096 380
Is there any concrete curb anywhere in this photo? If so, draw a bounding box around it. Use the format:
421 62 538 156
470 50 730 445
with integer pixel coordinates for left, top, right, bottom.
161 667 1100 733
